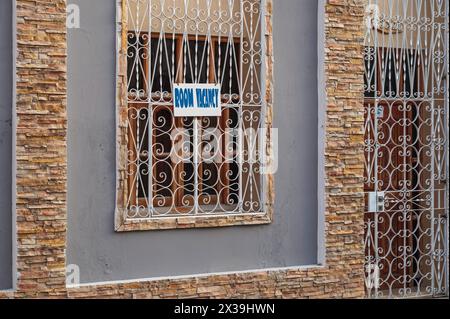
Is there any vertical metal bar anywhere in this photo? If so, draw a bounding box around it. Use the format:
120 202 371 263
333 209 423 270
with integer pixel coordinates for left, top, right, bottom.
429 0 436 297
260 0 267 212
136 1 141 212
195 0 199 84
194 117 199 215
148 0 153 218
444 0 450 298
194 0 200 214
238 0 244 212
364 0 372 298
373 0 380 299
402 1 410 297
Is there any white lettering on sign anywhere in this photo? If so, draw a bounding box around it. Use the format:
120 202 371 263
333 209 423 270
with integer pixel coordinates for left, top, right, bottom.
174 84 221 117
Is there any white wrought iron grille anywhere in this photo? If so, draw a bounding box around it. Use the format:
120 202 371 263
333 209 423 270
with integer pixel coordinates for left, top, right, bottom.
364 0 449 298
118 0 266 219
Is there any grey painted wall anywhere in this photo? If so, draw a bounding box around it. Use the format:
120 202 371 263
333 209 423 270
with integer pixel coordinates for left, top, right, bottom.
0 0 13 290
317 0 327 266
67 0 319 283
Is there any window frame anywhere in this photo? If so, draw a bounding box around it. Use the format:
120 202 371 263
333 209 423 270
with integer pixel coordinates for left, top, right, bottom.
115 0 274 232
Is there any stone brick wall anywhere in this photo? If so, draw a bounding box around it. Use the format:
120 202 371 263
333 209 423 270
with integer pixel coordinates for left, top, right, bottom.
1 0 366 299
14 0 68 298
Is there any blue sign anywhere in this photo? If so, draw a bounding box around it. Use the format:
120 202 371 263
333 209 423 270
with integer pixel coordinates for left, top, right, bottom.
174 84 222 117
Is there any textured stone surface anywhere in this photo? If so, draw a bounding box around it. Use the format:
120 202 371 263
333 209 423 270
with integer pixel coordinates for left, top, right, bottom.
14 0 68 298
2 0 366 299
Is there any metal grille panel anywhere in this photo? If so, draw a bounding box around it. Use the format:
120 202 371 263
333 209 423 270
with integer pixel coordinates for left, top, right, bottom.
364 0 449 298
119 0 266 219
